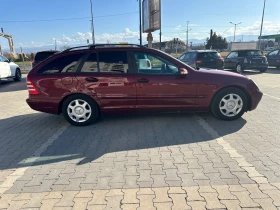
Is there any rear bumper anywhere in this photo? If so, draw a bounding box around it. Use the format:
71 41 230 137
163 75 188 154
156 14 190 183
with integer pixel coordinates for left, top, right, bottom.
26 98 59 114
243 63 268 69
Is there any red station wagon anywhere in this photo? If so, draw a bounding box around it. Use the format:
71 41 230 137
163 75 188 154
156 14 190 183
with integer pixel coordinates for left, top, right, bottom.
26 44 263 126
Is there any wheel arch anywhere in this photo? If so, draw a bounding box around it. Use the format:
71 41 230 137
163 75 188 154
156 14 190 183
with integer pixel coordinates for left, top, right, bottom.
58 93 101 114
211 85 252 112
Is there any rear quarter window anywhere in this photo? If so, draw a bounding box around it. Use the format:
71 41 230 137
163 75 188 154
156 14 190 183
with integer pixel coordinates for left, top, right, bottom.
37 53 84 74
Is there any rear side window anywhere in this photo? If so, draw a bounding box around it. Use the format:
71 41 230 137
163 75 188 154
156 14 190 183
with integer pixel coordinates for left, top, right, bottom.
98 51 128 73
81 53 98 72
35 52 57 61
38 53 83 74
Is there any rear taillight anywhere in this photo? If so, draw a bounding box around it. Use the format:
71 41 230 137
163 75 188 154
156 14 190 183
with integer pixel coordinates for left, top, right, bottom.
218 58 224 62
244 58 248 63
31 60 34 65
195 60 203 64
147 60 151 68
26 77 39 95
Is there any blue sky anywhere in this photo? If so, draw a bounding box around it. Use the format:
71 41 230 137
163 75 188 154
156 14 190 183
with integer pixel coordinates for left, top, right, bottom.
1 0 280 51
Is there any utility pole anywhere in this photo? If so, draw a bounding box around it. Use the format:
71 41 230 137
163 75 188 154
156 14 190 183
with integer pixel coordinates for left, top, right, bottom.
230 22 242 42
54 39 57 50
89 0 95 45
259 0 266 50
20 47 26 71
138 0 142 46
187 21 189 51
159 0 162 50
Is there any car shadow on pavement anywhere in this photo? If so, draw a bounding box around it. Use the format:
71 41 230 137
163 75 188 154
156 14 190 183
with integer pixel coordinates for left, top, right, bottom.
0 112 247 170
0 77 27 93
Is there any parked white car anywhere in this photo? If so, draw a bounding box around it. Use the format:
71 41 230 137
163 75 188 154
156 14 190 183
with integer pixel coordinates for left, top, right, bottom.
0 55 21 84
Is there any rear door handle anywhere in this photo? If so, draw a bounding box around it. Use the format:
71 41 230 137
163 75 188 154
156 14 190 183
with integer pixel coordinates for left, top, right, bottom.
137 78 149 83
85 77 99 82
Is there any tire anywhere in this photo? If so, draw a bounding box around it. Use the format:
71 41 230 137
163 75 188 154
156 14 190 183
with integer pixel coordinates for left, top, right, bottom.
235 64 243 74
13 68 22 82
211 87 247 121
258 68 267 73
62 94 99 126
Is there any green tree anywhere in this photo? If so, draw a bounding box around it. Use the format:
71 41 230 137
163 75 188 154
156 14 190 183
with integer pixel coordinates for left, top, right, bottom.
206 32 228 50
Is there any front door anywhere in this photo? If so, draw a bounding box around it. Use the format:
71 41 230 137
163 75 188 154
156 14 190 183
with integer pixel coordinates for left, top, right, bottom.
75 50 137 114
267 50 280 67
132 51 197 112
0 55 11 78
224 51 238 69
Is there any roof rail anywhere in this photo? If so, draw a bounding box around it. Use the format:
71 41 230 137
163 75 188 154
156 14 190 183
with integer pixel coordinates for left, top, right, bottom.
62 44 145 53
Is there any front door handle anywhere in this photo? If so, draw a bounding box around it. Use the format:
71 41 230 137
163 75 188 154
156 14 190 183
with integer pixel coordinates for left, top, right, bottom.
85 77 99 82
137 78 149 83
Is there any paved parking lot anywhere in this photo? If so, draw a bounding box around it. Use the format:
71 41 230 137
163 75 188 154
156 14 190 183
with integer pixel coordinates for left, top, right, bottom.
0 68 280 210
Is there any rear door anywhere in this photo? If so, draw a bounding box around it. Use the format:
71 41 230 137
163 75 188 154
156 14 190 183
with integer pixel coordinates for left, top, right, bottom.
0 55 11 78
266 50 279 67
75 50 137 114
132 51 197 112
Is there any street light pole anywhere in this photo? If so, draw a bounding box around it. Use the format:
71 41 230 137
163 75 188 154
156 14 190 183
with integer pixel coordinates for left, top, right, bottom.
258 0 266 50
89 0 95 45
138 0 142 46
187 21 189 50
230 22 242 42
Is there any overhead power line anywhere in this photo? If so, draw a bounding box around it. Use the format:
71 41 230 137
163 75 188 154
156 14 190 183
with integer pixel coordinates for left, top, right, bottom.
0 12 138 23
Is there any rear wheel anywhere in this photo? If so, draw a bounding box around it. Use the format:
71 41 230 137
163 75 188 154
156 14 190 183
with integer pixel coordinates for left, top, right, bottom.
62 94 99 126
258 68 267 73
211 87 247 121
235 64 243 74
13 68 22 81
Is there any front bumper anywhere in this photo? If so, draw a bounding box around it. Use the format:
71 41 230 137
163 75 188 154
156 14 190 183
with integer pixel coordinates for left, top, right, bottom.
250 89 263 111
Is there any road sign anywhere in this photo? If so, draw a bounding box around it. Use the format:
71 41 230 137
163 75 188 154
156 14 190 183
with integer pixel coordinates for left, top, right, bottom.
142 0 161 33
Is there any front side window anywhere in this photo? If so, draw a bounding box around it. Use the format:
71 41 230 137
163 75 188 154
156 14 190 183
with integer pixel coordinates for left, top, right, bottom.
38 53 83 74
0 56 4 62
268 50 279 56
98 51 128 73
227 52 238 58
134 52 179 75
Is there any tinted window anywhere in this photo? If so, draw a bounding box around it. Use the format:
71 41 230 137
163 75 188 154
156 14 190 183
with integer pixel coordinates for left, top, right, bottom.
238 50 262 57
198 52 221 59
38 53 83 74
98 51 128 73
35 52 57 61
134 52 178 75
81 53 98 72
227 52 238 58
0 55 8 62
207 52 221 58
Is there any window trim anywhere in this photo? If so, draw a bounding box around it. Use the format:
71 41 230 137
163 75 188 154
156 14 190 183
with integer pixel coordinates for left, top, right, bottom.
132 51 180 76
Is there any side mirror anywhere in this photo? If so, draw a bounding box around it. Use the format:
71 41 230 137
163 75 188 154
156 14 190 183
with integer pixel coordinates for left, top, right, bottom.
179 68 188 76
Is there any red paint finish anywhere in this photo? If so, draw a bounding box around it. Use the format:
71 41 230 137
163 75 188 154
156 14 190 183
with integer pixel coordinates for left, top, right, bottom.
26 47 262 117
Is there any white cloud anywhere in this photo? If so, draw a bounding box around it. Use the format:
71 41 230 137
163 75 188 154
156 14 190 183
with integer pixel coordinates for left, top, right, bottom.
175 25 182 30
219 21 280 37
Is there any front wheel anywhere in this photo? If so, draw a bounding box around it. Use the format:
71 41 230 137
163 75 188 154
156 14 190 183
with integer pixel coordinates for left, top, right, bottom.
62 94 99 126
13 68 22 81
211 87 247 121
235 64 243 74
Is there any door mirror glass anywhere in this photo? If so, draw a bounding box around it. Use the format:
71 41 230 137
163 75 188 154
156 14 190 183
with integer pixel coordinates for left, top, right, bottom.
179 68 188 76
